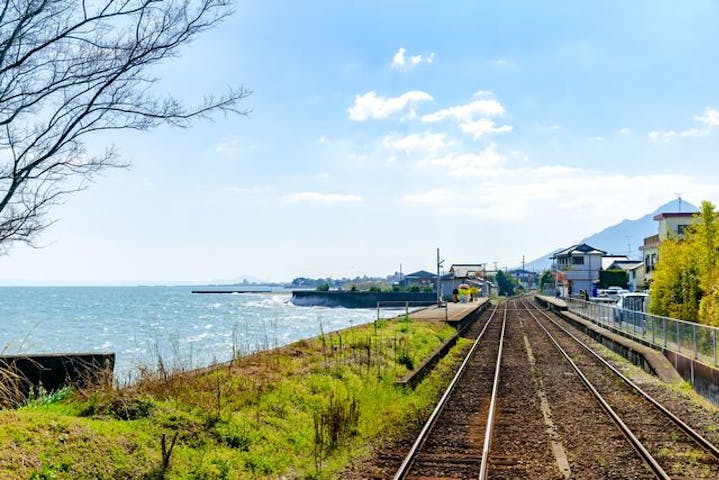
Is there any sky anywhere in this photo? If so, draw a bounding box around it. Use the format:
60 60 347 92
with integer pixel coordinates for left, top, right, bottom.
2 0 719 285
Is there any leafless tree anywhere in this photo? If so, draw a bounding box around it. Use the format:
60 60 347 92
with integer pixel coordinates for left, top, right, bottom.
0 0 250 252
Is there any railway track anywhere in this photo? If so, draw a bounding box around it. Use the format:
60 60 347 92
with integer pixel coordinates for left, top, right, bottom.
392 302 506 479
522 297 719 479
386 296 719 479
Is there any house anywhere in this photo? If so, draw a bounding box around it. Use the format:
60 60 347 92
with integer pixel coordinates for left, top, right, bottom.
640 212 699 285
604 259 644 292
508 268 538 289
440 263 491 299
604 259 643 272
399 270 437 288
551 243 607 295
601 255 630 271
449 263 486 279
627 262 646 292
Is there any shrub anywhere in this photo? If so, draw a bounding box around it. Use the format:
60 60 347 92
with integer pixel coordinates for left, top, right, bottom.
397 351 414 370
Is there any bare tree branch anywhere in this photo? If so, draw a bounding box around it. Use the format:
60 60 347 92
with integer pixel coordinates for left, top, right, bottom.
0 0 250 251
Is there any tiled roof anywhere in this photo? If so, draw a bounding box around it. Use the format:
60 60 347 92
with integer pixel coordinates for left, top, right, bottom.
551 243 607 258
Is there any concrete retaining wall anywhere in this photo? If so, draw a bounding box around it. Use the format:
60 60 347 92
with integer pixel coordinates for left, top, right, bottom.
291 290 437 308
396 301 489 389
557 313 658 376
664 350 719 405
0 353 114 405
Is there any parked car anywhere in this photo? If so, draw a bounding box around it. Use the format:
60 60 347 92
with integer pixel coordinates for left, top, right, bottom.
605 286 629 299
614 292 650 326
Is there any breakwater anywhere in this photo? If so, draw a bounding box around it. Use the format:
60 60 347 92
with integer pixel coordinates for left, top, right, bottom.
0 353 114 404
291 290 437 308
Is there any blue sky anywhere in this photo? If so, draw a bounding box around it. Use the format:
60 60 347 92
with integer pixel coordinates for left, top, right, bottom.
2 0 719 284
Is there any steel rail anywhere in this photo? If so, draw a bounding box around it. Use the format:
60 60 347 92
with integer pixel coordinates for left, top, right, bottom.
520 299 671 480
477 301 508 479
528 298 719 462
392 303 501 480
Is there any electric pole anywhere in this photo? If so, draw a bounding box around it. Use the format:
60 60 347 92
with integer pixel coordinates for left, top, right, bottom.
436 248 444 306
625 235 632 258
674 192 684 212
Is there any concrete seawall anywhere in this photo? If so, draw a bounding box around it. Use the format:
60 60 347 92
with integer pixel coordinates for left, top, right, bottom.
291 290 437 308
0 353 114 405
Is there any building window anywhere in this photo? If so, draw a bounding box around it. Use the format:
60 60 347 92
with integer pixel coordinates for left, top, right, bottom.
571 256 584 265
677 224 689 235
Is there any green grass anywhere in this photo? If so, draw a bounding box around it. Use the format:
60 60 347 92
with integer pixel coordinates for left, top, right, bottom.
0 316 463 479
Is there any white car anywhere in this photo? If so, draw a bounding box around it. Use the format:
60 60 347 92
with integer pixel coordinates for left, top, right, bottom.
614 292 650 325
605 286 629 299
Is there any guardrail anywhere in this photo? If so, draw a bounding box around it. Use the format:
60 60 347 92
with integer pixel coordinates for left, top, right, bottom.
565 297 719 365
376 300 447 322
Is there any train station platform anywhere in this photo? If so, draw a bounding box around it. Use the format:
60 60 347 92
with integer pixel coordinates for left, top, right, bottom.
561 310 683 384
535 294 567 310
534 295 682 384
407 298 490 323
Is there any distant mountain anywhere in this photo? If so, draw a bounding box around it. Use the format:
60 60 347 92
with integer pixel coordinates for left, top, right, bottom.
524 199 698 272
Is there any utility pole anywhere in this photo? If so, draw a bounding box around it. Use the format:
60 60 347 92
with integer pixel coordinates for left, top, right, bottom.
522 255 525 271
674 192 684 212
625 235 632 258
436 248 444 306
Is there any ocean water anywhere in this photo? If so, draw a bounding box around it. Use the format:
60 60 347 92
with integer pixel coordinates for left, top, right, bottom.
0 287 377 381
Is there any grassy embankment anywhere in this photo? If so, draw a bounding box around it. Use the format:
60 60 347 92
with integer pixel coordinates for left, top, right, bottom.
0 315 470 479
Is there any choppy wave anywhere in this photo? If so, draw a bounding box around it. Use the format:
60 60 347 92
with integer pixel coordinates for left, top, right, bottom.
0 286 376 379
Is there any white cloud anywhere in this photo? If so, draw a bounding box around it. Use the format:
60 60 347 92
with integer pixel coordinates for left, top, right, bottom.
402 158 719 223
536 124 562 134
280 192 365 204
348 90 433 122
419 143 507 177
382 132 450 151
648 128 708 142
220 185 272 194
459 119 513 139
472 90 495 99
214 138 258 158
696 107 719 127
402 189 453 205
421 98 505 123
391 48 435 71
618 127 631 135
488 58 515 68
649 107 719 142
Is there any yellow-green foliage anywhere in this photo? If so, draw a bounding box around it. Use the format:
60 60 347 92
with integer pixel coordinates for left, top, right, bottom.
0 317 461 479
650 237 701 320
650 200 719 325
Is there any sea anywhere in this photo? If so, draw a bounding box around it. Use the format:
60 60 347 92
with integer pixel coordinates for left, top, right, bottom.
0 286 377 382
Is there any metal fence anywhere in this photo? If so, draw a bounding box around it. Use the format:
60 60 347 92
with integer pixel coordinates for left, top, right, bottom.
566 297 719 365
376 300 445 321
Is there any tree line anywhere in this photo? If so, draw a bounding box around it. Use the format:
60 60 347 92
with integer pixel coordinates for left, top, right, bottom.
650 200 719 326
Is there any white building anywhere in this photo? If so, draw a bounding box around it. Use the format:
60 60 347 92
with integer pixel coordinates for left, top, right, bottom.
551 243 606 295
